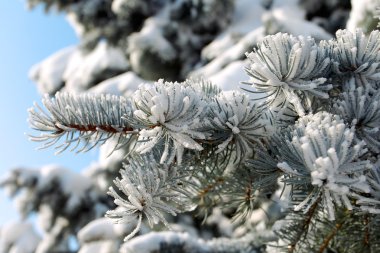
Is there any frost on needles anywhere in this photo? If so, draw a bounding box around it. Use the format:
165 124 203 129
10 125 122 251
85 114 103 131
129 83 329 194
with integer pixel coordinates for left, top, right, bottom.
27 29 380 252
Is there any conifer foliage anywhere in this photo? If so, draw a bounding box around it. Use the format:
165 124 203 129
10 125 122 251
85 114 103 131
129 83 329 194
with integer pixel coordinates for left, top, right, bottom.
26 28 380 252
3 1 380 253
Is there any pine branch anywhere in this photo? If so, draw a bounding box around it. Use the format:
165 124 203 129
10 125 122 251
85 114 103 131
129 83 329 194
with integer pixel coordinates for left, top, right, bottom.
28 81 271 165
221 159 279 224
318 220 344 253
22 9 380 252
287 197 320 253
333 83 380 153
364 214 370 247
331 29 380 91
28 92 134 154
274 112 373 220
192 175 226 221
130 80 209 164
327 211 380 253
209 90 271 160
244 32 332 117
106 156 195 241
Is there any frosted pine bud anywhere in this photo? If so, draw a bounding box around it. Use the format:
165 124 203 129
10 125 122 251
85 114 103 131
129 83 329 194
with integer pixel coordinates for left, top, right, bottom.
245 33 332 116
333 84 380 153
331 29 380 90
276 112 372 220
106 158 191 241
209 91 271 160
356 161 380 214
131 80 207 164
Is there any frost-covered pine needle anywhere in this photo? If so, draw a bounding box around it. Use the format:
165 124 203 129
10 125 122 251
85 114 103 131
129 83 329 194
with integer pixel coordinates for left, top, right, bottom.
245 33 332 116
131 80 208 164
209 90 271 160
28 92 133 154
333 83 380 153
331 29 380 90
276 112 372 220
105 157 191 241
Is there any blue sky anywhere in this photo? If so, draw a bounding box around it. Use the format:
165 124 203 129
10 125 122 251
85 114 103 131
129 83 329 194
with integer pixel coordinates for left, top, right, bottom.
0 1 98 225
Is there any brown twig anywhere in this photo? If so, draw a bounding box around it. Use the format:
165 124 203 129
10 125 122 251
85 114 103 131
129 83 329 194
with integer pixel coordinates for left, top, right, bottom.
288 196 321 253
54 124 135 134
318 222 343 253
198 177 225 198
364 214 370 246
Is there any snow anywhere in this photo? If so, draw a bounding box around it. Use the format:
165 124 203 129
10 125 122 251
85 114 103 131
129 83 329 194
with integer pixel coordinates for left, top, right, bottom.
121 230 264 253
97 139 128 169
0 221 40 253
127 7 177 80
192 27 264 78
169 223 199 238
249 201 282 227
35 217 69 253
263 6 332 40
29 46 76 95
111 0 126 15
205 208 233 237
346 0 377 33
63 41 129 92
3 165 96 214
87 72 146 97
38 165 93 212
194 0 331 90
231 0 265 35
209 60 247 91
78 241 118 253
66 12 85 37
128 14 176 62
201 0 264 61
78 218 136 243
271 0 302 10
37 204 54 231
120 231 209 253
30 41 130 94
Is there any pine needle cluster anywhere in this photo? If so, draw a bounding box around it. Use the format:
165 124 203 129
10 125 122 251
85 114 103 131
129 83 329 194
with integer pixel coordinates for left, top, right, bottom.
28 28 380 252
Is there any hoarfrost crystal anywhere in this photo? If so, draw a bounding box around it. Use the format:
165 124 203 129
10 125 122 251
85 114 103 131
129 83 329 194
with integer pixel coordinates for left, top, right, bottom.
333 84 380 152
332 29 380 90
245 33 332 116
106 158 189 241
132 80 207 164
209 90 270 159
276 112 372 220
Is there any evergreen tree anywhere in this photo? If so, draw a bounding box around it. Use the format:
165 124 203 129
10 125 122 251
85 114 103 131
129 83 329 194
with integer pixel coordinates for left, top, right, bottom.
2 1 380 253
